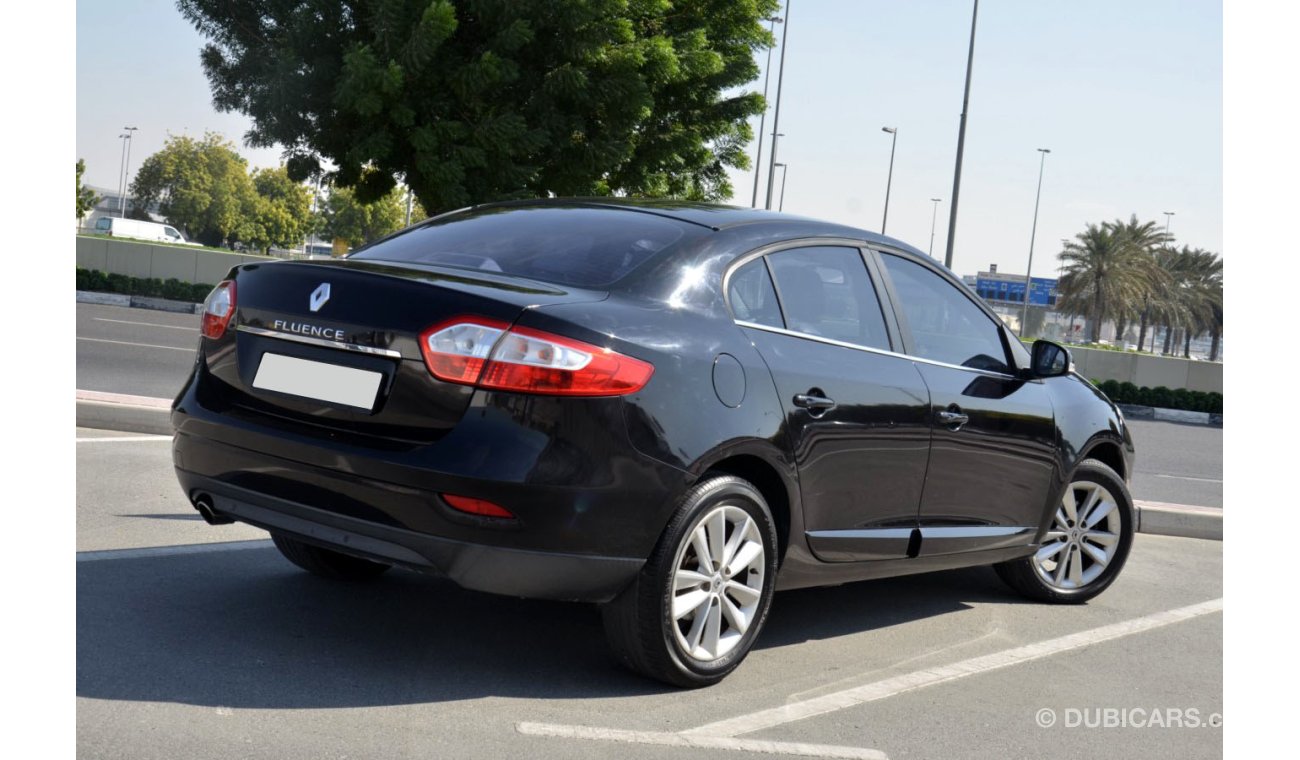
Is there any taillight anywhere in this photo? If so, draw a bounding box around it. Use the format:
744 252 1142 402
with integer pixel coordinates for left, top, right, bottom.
419 319 654 397
442 494 515 519
201 280 236 339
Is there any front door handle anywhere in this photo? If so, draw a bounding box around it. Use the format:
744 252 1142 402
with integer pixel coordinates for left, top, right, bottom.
793 393 836 411
937 409 969 428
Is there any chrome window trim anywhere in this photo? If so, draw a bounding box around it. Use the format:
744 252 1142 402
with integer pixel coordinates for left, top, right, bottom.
237 325 404 359
735 319 1020 380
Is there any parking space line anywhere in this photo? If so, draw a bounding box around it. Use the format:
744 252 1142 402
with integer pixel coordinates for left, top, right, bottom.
517 722 887 760
93 317 197 331
77 336 194 352
1148 473 1223 484
76 435 172 443
76 539 273 562
682 597 1223 738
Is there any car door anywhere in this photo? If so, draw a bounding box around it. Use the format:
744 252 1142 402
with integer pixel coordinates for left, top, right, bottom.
727 243 931 562
874 251 1058 557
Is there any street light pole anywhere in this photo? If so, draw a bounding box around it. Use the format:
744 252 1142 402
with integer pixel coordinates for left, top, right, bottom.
765 0 792 211
943 0 979 270
116 133 130 218
928 198 942 257
119 126 138 217
751 15 784 208
1020 148 1051 337
775 163 789 211
1163 210 1175 238
881 127 898 234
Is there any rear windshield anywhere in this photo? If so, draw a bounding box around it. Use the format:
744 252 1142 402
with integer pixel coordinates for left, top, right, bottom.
348 206 689 288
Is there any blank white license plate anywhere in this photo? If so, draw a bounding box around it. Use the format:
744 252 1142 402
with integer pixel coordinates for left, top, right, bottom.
253 353 382 411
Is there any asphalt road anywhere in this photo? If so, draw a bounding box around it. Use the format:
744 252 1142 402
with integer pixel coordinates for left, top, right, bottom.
77 426 1223 760
76 302 200 399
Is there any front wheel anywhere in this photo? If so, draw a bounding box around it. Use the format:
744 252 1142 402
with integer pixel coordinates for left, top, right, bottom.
995 458 1134 604
602 475 779 688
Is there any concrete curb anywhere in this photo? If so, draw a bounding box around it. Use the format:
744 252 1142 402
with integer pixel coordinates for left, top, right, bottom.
76 290 202 314
1117 403 1222 427
76 390 172 436
1135 500 1222 541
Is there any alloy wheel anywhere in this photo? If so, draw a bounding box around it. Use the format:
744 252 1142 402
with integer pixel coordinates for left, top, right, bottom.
1033 480 1122 590
669 504 766 662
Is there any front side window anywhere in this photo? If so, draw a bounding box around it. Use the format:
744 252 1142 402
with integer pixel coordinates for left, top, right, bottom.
95 217 110 231
880 253 1011 374
165 227 180 239
767 246 890 350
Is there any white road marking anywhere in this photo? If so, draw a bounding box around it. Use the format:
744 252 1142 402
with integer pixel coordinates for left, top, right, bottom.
1147 473 1223 484
683 597 1223 738
516 723 887 760
76 435 172 443
76 389 172 408
93 317 197 331
77 336 194 352
76 539 273 562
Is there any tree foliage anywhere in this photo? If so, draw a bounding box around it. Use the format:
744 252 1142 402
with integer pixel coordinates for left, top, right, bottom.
245 167 316 252
177 0 778 213
130 133 260 246
76 159 100 219
321 185 421 249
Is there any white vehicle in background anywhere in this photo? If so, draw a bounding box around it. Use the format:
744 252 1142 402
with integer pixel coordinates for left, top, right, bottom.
93 217 200 246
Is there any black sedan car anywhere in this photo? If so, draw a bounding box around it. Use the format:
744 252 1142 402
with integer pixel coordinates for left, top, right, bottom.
172 199 1135 687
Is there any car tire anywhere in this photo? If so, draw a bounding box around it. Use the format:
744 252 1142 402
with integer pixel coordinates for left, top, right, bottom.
271 532 392 581
602 474 779 688
994 458 1134 604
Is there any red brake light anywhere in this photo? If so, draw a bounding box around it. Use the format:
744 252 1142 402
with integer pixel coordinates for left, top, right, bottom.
419 319 654 397
442 494 515 519
201 280 236 339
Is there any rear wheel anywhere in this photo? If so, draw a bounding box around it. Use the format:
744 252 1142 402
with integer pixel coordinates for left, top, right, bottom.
271 533 392 581
602 475 779 688
995 459 1134 603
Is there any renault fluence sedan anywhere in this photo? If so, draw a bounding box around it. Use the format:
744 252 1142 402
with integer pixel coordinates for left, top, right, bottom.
172 199 1134 687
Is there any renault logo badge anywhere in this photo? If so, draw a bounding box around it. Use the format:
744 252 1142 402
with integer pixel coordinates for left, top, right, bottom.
309 282 331 312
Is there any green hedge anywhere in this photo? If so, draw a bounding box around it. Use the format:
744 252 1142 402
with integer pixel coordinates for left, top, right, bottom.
1093 378 1222 414
76 267 214 303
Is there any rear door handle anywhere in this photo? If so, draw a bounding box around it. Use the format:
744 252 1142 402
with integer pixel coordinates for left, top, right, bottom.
937 409 969 427
793 393 836 411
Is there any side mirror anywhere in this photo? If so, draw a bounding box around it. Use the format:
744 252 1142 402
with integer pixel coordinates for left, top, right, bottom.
1031 340 1071 378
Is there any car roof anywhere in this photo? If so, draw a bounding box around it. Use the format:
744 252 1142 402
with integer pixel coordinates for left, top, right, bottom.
466 197 927 257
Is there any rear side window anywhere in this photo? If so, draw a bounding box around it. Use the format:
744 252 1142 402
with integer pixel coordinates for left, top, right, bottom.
349 206 688 288
880 253 1011 373
727 259 784 328
767 246 890 350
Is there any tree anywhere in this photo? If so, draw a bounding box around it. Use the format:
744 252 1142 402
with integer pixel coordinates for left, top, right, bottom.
76 159 100 220
1106 215 1171 347
242 167 316 252
130 133 259 246
177 0 778 213
1057 223 1155 343
321 185 419 250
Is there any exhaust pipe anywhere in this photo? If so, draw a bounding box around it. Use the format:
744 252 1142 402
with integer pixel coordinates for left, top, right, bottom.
193 493 234 525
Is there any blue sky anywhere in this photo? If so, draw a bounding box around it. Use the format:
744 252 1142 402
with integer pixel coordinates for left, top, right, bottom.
77 0 1221 278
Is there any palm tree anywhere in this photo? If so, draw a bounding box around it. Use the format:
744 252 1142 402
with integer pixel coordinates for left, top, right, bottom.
1057 223 1155 343
1106 215 1172 349
1148 247 1221 356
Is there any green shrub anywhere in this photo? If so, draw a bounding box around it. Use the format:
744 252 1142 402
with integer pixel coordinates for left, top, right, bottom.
1091 378 1222 414
76 267 214 304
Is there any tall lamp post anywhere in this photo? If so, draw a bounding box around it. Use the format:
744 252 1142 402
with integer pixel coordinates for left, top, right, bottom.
1019 147 1051 336
774 163 789 211
880 127 898 234
928 197 942 257
118 126 138 217
765 0 792 210
943 0 979 270
751 15 784 208
1163 210 1175 238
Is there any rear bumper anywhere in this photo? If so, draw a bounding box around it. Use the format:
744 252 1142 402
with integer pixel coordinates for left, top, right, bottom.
177 471 642 602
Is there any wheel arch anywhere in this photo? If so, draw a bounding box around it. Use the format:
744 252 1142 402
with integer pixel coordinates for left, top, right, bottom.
692 444 800 566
